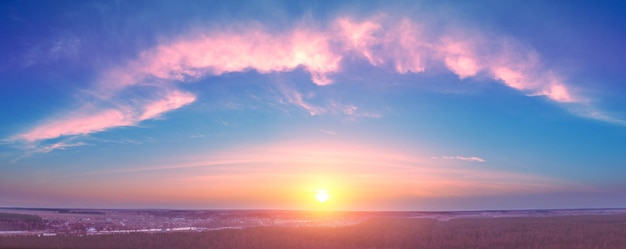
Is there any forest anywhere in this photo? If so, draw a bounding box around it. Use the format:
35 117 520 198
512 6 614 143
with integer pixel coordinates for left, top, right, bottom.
0 213 44 231
2 214 626 249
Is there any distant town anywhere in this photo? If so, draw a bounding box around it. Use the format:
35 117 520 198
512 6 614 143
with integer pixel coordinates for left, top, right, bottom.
2 207 625 237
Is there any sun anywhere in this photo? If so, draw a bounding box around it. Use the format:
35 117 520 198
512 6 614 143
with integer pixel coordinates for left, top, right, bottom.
315 189 329 203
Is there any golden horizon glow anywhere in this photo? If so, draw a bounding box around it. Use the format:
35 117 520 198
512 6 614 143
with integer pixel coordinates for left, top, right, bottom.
315 189 329 203
35 140 572 211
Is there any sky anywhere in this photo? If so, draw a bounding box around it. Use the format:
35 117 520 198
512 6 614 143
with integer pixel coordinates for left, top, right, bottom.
1 0 626 211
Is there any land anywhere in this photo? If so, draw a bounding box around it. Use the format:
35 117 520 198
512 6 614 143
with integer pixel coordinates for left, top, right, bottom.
1 207 626 248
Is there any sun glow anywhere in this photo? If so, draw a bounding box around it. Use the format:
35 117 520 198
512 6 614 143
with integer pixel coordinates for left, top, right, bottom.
315 189 329 203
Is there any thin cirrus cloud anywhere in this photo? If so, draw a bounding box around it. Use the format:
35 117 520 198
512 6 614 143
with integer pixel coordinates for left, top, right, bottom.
51 141 577 208
21 35 82 69
433 156 486 163
36 141 86 154
278 83 381 118
280 86 326 116
320 129 337 136
11 90 195 143
7 13 616 153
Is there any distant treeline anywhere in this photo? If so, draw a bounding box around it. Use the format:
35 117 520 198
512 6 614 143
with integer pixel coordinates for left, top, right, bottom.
0 213 44 231
57 210 105 215
2 214 626 249
0 208 105 215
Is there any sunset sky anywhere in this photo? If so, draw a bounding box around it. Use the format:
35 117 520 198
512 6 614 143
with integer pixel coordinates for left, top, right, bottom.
1 0 626 211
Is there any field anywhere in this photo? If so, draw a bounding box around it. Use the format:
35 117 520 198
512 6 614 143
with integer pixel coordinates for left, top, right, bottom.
2 214 626 249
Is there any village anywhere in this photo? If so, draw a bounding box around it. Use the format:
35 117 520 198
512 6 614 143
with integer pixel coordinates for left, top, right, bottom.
2 207 625 237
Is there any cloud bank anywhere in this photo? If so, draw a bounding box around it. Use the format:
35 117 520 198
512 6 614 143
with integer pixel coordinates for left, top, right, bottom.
9 13 611 153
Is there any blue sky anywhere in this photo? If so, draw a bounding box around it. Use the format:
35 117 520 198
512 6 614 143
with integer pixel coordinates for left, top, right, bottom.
1 0 626 211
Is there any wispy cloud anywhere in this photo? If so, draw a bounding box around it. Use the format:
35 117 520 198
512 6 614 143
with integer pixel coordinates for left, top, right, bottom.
61 141 576 202
281 87 326 116
327 101 381 119
96 15 587 105
37 141 86 154
320 129 336 136
8 139 87 163
99 25 343 92
567 104 626 126
433 156 486 163
335 17 579 104
279 85 381 118
11 90 195 143
7 87 195 158
21 34 81 68
8 12 622 155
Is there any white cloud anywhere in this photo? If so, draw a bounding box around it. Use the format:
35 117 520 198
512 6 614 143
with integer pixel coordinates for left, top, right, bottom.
433 156 486 163
320 129 336 136
281 87 326 116
37 141 86 154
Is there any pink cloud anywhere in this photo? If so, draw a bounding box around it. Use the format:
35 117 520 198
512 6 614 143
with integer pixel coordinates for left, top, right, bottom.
336 18 429 73
140 90 196 120
336 17 383 65
387 19 429 74
490 67 576 103
439 33 578 103
14 109 134 142
439 39 482 78
335 17 580 105
109 16 582 107
445 56 480 79
12 90 195 143
542 81 575 103
8 13 610 153
134 27 342 86
282 88 325 116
